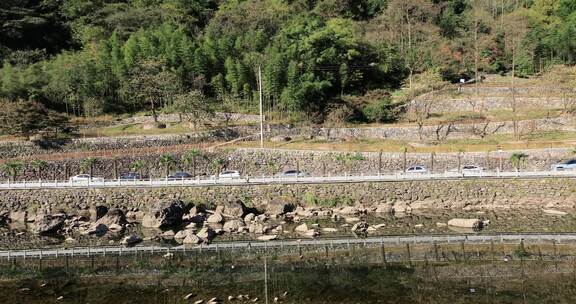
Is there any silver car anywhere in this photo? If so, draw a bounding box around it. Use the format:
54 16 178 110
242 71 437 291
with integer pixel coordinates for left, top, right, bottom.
217 170 241 179
69 174 104 182
405 166 427 174
551 159 576 171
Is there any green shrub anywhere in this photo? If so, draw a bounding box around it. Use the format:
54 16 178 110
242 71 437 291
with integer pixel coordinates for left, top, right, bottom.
362 98 401 123
304 192 317 206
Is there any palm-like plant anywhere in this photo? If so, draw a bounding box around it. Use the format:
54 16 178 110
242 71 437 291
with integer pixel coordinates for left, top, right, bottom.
2 161 23 181
31 160 48 180
80 157 99 178
159 154 176 178
210 158 224 177
182 149 203 177
510 152 528 172
130 160 145 177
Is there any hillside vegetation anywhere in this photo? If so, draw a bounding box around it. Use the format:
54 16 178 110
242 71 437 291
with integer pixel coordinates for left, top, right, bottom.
1 0 576 135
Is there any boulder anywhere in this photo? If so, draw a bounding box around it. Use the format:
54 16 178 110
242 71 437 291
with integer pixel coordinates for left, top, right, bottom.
303 230 319 238
34 214 65 235
197 227 216 241
175 229 196 239
543 209 567 216
222 200 246 218
85 223 108 235
108 223 124 232
294 223 309 233
351 221 369 233
257 235 278 241
249 222 266 234
322 228 338 233
447 218 483 229
338 206 359 215
206 212 224 224
375 203 392 214
9 211 27 223
126 211 144 223
162 230 175 238
142 200 186 228
183 233 202 245
373 223 386 229
345 217 361 223
392 202 411 214
89 205 109 222
265 201 292 216
244 213 256 223
223 219 245 232
121 234 143 246
188 214 205 224
96 208 126 227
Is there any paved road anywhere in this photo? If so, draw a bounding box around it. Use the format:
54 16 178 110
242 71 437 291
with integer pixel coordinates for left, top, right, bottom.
0 170 575 190
1 233 575 259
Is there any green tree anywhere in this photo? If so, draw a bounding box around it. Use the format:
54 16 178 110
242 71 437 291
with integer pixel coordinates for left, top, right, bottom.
0 100 75 140
126 60 181 122
159 154 176 177
210 158 225 177
2 161 23 181
171 90 214 128
182 149 204 177
509 152 528 172
30 159 48 180
80 157 99 178
130 160 145 177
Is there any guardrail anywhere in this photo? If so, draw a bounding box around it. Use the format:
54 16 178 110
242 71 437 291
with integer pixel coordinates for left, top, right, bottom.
0 170 574 190
1 233 576 259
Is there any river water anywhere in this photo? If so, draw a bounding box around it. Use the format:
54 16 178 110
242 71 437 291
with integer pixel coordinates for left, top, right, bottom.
1 262 575 303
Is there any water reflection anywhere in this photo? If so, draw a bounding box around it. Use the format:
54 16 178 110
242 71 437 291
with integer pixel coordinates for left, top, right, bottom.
1 258 576 303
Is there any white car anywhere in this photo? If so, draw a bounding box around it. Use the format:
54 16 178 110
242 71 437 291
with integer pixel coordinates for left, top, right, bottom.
216 170 241 179
279 170 310 178
69 174 104 182
405 166 427 174
461 165 484 173
551 159 576 171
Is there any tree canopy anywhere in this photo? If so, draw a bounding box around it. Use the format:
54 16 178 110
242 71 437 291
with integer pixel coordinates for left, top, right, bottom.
1 0 575 123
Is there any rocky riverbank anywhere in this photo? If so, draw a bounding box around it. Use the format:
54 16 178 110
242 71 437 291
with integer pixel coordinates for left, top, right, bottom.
0 178 575 249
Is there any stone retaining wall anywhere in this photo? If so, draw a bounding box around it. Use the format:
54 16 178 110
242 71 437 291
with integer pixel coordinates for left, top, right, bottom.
0 128 248 159
1 178 575 215
306 117 574 141
4 148 572 182
432 97 572 113
118 113 261 126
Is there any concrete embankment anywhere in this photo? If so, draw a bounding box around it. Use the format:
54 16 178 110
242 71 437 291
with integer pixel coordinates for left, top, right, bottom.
1 178 575 214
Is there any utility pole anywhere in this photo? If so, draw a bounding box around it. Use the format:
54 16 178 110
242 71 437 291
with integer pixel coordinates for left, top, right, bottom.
264 255 269 304
259 65 264 149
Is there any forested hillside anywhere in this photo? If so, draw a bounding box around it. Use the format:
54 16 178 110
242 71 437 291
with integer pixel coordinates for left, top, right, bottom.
1 0 575 126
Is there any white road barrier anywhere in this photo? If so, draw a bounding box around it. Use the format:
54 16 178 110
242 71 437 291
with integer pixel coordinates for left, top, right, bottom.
0 170 575 190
